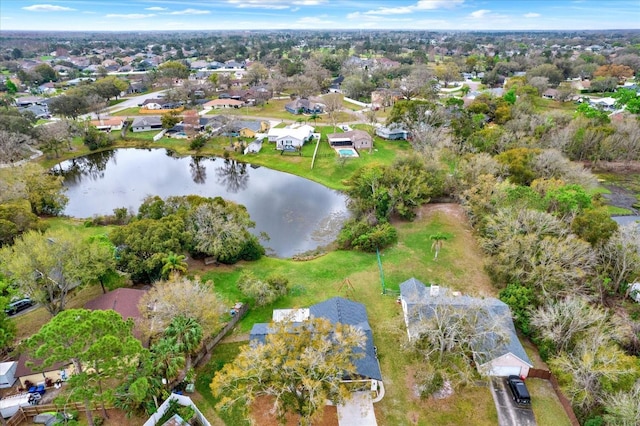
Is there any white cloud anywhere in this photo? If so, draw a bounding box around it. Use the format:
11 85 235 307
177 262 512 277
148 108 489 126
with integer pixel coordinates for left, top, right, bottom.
227 0 326 9
106 13 155 19
524 12 541 18
364 0 463 15
470 9 490 18
145 7 168 11
415 0 464 10
22 4 75 12
166 8 210 15
291 7 300 12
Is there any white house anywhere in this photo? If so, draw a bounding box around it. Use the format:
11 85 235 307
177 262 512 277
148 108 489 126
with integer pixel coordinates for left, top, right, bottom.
0 361 17 389
399 277 533 378
267 124 315 150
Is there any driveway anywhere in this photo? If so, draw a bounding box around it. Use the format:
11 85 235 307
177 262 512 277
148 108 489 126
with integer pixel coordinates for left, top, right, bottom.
337 391 377 426
490 377 537 426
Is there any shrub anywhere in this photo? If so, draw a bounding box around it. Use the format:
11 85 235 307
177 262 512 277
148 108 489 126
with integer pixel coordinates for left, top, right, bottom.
189 135 207 150
238 272 289 306
338 219 397 252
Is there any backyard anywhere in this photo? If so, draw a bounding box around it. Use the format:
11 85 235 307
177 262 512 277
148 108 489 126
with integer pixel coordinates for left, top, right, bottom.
189 203 571 426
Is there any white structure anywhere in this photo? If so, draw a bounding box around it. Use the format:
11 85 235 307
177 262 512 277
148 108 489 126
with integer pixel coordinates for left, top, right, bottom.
0 362 17 389
267 124 315 150
143 394 210 426
272 308 310 322
0 393 31 418
629 283 640 302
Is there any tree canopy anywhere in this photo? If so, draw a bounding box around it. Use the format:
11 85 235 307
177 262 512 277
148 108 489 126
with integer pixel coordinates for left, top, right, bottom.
211 317 365 425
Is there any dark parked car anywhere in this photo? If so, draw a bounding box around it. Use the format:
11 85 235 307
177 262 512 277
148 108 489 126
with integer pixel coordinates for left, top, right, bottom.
507 375 531 405
4 298 34 315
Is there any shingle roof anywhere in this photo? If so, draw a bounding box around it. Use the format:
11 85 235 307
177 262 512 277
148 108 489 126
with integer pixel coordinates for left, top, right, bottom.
399 278 532 367
249 297 382 381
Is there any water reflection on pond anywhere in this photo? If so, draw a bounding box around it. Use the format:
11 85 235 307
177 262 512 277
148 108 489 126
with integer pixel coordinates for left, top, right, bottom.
55 148 349 258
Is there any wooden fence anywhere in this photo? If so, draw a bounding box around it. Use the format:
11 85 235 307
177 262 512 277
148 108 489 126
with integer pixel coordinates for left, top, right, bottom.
6 402 114 425
192 302 249 368
528 368 580 426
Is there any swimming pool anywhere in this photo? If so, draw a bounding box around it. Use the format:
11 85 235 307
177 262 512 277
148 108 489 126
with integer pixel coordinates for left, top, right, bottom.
337 148 359 157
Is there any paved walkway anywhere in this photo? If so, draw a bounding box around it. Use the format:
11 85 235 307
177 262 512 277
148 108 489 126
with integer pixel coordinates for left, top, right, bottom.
337 392 377 426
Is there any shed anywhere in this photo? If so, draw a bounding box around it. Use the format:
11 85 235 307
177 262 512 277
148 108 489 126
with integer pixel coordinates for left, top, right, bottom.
0 361 17 389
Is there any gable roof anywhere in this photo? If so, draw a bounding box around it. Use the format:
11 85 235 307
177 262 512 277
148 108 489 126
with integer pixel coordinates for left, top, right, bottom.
399 278 532 367
132 116 163 127
327 130 372 144
250 297 382 381
84 288 147 346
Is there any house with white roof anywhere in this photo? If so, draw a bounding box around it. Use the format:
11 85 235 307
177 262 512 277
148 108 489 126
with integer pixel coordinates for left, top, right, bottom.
266 124 315 150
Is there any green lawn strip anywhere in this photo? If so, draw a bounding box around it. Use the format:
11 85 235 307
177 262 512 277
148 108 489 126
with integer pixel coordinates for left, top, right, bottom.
111 107 142 116
527 378 572 426
607 205 633 215
194 342 249 426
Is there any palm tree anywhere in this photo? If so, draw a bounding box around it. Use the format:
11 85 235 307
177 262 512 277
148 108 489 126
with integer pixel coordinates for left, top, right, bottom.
165 316 203 376
151 338 186 386
161 252 188 279
430 233 449 260
309 112 321 125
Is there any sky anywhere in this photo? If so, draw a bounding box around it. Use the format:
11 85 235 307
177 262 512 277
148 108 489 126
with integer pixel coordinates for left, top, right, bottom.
0 0 639 32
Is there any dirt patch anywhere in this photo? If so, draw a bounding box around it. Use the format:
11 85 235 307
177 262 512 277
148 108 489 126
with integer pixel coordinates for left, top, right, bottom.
250 395 338 425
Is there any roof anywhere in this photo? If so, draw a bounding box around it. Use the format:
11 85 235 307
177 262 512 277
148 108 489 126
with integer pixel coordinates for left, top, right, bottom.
327 130 371 144
84 288 145 320
14 352 72 378
90 117 123 127
0 361 16 376
250 297 382 381
235 120 262 132
205 99 244 107
399 278 532 367
132 116 163 127
84 288 147 345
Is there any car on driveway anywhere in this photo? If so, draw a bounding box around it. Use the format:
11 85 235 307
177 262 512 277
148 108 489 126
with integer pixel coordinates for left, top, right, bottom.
507 375 531 405
4 298 34 316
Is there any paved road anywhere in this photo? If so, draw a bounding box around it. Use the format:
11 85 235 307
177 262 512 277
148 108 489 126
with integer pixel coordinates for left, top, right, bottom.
490 377 537 426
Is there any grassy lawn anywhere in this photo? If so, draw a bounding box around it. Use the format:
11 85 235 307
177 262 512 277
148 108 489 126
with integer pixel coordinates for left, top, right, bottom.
206 99 356 124
111 107 142 116
527 379 572 426
192 204 501 425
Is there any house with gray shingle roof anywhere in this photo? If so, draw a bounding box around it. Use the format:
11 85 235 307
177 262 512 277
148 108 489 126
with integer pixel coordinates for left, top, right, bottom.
250 297 382 383
399 278 533 378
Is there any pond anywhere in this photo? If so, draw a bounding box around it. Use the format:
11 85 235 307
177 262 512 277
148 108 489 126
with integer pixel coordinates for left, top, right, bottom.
55 148 349 258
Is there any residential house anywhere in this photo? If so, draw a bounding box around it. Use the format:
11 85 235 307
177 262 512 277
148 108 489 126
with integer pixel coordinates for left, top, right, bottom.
329 75 344 93
37 82 56 95
234 120 269 138
84 287 148 346
131 116 163 132
374 58 401 69
89 117 125 132
203 98 244 109
285 98 324 115
542 88 559 100
140 98 181 110
371 89 403 111
327 130 372 151
267 124 315 150
399 278 533 378
588 96 617 111
376 124 408 140
250 297 382 385
19 104 50 120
